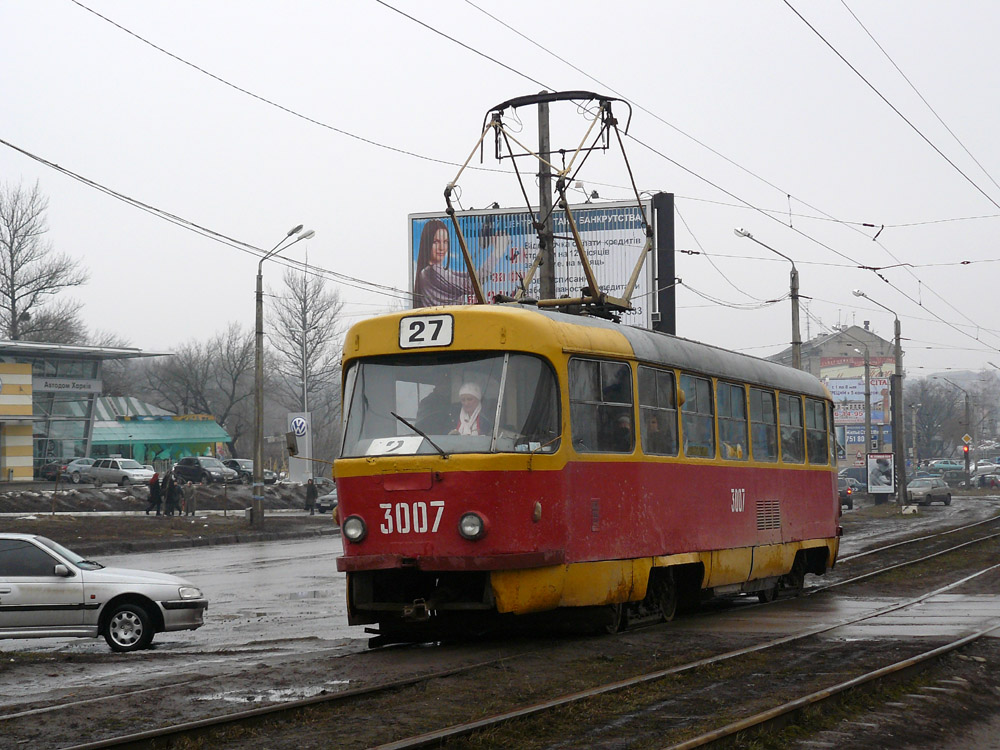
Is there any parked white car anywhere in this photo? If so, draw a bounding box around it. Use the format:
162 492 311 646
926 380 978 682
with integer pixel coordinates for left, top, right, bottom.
0 533 207 652
90 458 155 487
61 457 97 484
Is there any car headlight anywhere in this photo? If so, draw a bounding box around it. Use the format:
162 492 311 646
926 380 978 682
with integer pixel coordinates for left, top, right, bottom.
178 586 203 599
342 515 367 543
458 512 487 540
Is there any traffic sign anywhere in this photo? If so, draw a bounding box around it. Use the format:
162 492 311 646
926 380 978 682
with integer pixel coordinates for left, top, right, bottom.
962 434 972 445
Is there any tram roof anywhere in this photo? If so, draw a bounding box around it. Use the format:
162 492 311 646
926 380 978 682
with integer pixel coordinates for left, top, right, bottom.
530 306 827 398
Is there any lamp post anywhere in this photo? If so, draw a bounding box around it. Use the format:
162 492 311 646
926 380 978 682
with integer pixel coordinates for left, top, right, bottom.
253 225 315 528
910 402 921 466
853 290 906 504
734 228 801 370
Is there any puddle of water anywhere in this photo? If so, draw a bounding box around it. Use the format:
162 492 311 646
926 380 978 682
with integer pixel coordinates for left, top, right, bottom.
288 590 334 600
197 681 350 703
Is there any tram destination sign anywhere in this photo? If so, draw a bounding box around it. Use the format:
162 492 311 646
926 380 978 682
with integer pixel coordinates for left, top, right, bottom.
409 199 656 328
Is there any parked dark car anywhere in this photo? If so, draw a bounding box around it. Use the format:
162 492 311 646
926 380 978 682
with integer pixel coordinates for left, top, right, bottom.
38 458 75 481
221 458 276 485
173 456 238 485
837 477 854 510
316 490 338 514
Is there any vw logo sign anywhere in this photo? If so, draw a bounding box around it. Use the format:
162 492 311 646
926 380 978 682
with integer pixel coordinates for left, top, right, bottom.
291 417 308 437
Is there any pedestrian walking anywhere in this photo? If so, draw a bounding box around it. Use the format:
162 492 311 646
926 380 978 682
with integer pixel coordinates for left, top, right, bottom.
305 478 318 515
162 472 180 516
145 472 162 515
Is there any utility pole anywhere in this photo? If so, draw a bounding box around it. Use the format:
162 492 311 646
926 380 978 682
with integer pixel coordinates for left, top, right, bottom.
538 95 556 300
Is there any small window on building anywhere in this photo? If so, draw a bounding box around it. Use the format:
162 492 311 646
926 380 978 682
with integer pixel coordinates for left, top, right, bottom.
680 373 715 458
569 359 634 453
779 393 805 464
717 382 748 461
638 366 678 456
805 398 829 465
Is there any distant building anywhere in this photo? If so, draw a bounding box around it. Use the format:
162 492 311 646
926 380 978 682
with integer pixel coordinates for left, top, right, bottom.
767 323 900 468
0 341 230 481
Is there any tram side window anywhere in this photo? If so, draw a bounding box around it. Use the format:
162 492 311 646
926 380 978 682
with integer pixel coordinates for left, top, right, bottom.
779 393 805 464
805 398 829 465
638 366 678 456
680 373 715 458
569 359 634 453
749 387 778 462
717 382 748 460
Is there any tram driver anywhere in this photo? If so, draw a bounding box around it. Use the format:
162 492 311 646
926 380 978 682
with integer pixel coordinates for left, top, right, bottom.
449 382 492 437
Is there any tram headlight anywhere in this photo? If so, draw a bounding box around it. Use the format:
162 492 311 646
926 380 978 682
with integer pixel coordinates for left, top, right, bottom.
458 512 487 541
342 515 368 543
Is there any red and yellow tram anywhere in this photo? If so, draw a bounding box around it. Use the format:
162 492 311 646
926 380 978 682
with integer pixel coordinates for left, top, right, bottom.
335 303 840 642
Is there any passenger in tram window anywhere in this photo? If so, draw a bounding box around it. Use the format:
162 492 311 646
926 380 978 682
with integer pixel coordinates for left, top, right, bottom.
416 372 454 433
611 415 633 453
643 412 674 455
450 382 492 436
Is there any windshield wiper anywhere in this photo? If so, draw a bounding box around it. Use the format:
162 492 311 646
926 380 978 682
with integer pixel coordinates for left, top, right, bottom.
390 412 448 458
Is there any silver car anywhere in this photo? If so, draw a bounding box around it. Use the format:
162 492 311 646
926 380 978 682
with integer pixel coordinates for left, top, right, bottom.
0 533 207 652
90 458 156 487
906 477 952 506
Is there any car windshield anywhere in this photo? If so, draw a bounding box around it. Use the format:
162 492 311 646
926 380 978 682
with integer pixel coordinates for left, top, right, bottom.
341 351 560 457
119 460 144 469
200 458 225 468
35 536 104 570
910 479 931 487
234 460 252 468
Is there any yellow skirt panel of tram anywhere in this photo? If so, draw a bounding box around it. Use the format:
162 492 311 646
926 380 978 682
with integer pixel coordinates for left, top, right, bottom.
491 558 653 615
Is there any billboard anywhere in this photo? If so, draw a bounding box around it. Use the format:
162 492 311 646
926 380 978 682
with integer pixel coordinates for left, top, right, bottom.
867 452 895 494
409 200 655 329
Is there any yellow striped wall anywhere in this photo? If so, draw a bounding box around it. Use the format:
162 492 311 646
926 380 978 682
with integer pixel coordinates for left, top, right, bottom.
1 424 34 480
0 364 32 416
0 364 34 480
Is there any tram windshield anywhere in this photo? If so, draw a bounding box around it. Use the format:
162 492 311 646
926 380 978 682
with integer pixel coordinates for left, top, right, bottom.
341 352 561 457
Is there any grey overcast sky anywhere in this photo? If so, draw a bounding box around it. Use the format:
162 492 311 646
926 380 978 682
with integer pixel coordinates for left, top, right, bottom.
3 1 1000 377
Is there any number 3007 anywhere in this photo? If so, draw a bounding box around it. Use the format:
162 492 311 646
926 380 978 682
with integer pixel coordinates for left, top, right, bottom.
379 501 445 534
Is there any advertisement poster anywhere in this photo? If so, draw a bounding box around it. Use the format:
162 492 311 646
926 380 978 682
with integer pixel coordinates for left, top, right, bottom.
867 452 895 494
409 200 654 329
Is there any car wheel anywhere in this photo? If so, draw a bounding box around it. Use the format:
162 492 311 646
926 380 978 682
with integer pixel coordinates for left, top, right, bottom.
120 477 131 487
103 602 154 652
201 473 211 485
71 471 82 484
242 474 252 485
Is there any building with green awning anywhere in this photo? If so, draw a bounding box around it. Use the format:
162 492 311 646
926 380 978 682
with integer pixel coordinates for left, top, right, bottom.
90 397 231 463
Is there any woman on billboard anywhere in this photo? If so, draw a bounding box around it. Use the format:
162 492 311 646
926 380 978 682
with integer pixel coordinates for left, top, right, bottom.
412 218 509 307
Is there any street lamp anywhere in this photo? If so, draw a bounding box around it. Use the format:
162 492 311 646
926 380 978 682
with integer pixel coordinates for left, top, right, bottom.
253 225 315 527
853 289 907 504
734 228 801 370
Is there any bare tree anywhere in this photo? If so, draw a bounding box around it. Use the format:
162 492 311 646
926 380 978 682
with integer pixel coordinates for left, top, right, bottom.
0 181 88 341
134 324 258 455
89 329 136 397
268 267 345 459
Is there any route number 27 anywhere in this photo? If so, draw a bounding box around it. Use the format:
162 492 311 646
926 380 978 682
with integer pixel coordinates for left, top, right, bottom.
399 315 453 349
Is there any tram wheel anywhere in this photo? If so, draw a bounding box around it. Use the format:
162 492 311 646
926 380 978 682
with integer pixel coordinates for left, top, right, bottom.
757 584 778 603
649 569 678 622
780 557 807 597
604 604 627 634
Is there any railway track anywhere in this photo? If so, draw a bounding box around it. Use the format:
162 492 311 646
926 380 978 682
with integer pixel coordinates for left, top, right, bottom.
21 525 996 750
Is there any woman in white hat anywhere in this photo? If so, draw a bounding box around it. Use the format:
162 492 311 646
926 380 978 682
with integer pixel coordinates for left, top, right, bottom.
453 382 490 436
